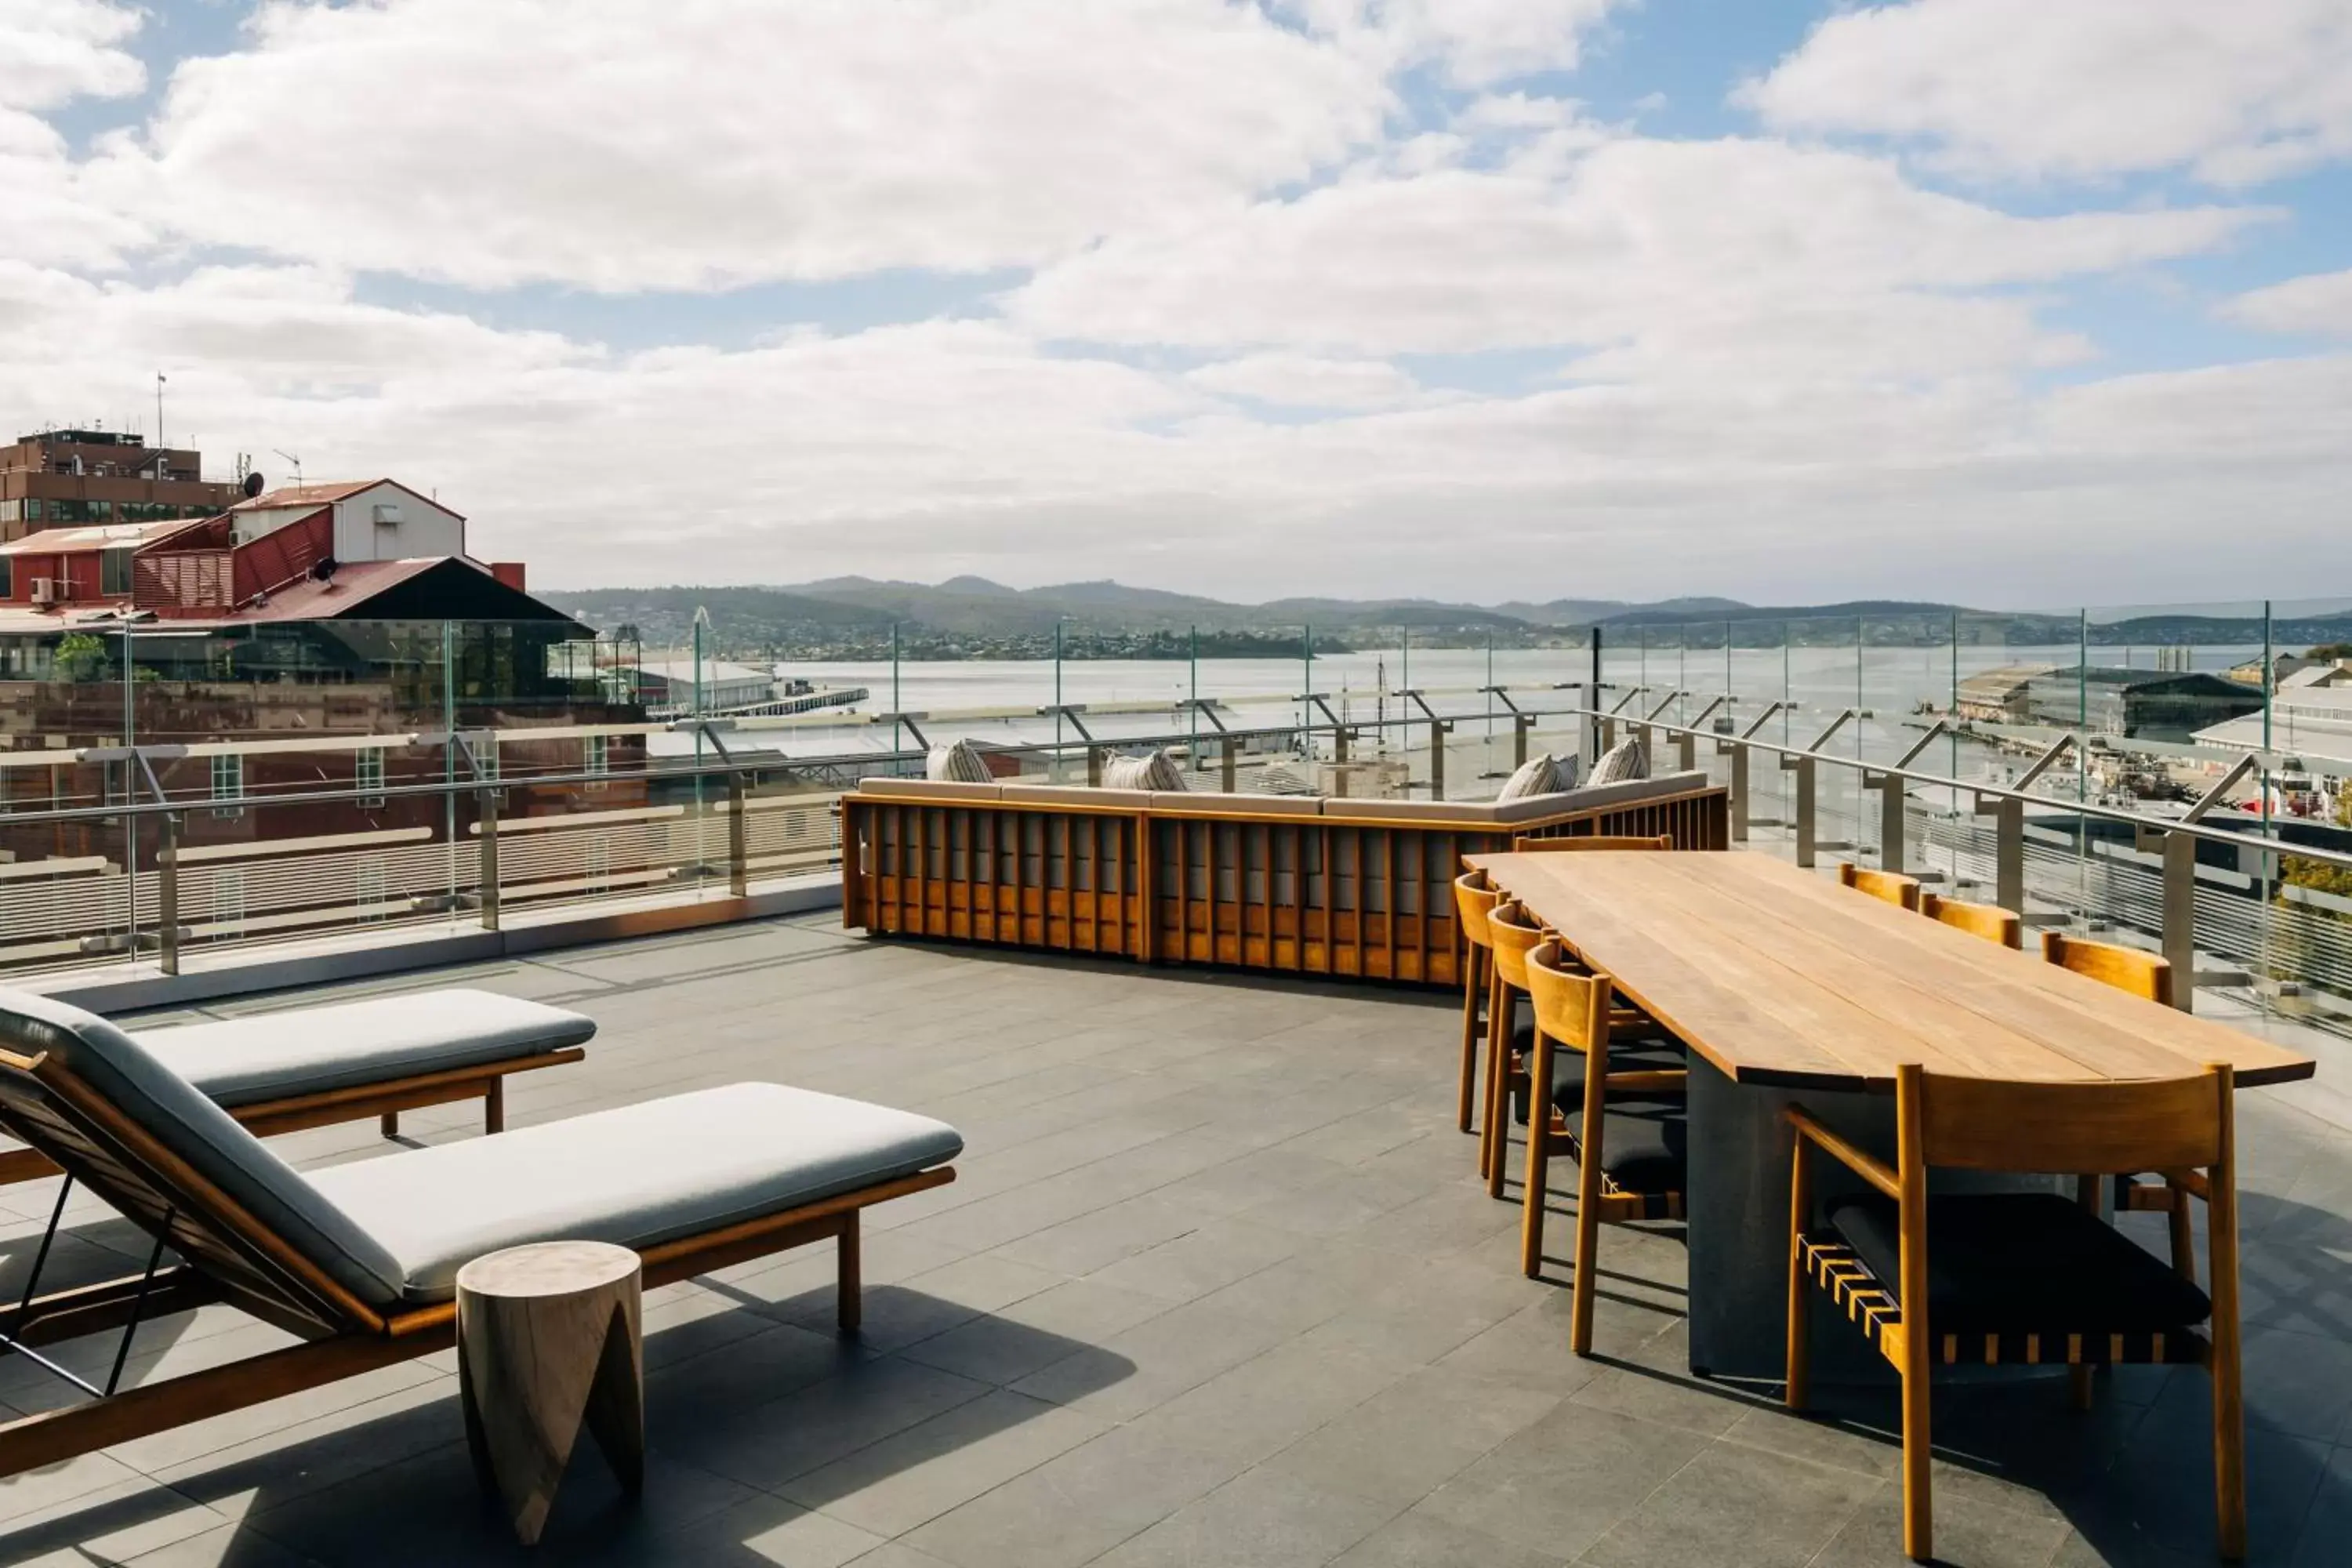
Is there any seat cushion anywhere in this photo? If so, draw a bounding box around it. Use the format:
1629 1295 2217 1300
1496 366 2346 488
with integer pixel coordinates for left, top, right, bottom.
1828 1192 2212 1337
0 987 406 1310
132 990 596 1107
1542 1044 1687 1195
306 1083 964 1303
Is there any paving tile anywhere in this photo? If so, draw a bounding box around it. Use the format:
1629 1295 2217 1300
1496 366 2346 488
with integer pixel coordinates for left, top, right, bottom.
0 1476 230 1565
1414 1404 1708 1558
776 1388 1106 1537
1009 1297 1294 1421
1573 1440 1882 1567
1089 1465 1399 1568
1566 1322 1769 1438
902 1424 1247 1568
1265 1366 1564 1504
666 1357 995 1492
895 1277 1173 1385
1806 1480 2071 1568
1124 1339 1416 1468
1082 1216 1308 1305
1327 1510 1569 1568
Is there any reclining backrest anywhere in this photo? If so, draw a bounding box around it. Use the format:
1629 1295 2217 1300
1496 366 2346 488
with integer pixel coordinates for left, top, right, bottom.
0 988 405 1316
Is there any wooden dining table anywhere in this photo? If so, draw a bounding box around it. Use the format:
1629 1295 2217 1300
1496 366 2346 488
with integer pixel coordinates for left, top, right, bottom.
1465 848 2317 1380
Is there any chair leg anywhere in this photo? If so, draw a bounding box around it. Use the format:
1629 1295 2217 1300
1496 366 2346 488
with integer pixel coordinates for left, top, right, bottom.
1457 949 1484 1135
1785 1134 1812 1411
1483 982 1515 1199
1478 970 1505 1181
485 1078 505 1136
379 1112 398 1139
2168 1181 2198 1289
1519 1034 1555 1278
1901 1362 1933 1563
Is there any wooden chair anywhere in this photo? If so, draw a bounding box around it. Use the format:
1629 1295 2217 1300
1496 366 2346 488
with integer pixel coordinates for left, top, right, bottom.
1837 861 1922 911
1481 899 1545 1193
1482 902 1679 1198
1506 834 1672 852
1519 940 1687 1350
1919 891 2023 950
1785 1064 2243 1563
1453 870 1501 1138
2042 932 2198 1285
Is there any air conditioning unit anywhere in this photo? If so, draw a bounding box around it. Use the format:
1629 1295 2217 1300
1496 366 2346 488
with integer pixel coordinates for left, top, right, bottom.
28 578 56 606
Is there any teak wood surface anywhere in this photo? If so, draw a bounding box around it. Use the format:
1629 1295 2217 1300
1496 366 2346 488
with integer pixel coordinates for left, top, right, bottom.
1462 851 2316 1092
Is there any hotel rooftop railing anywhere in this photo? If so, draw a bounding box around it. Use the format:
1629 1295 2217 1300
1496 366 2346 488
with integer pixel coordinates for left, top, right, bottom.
5 681 2352 1045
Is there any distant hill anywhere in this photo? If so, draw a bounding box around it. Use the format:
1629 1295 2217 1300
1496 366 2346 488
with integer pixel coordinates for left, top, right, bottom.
543 577 2240 659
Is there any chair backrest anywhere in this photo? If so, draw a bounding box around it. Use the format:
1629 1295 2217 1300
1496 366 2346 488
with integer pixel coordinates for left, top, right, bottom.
1488 899 1544 990
1508 834 1671 852
1902 1062 2228 1177
1523 938 1610 1054
2042 931 2174 1007
1837 861 1921 911
1920 892 2023 949
1454 870 1499 952
0 988 404 1323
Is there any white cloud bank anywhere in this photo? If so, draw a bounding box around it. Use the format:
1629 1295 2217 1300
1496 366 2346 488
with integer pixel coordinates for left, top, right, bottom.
4 0 2349 604
1744 0 2352 187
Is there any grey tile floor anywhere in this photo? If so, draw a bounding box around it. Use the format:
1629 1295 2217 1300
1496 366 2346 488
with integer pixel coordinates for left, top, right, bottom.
4 913 2352 1566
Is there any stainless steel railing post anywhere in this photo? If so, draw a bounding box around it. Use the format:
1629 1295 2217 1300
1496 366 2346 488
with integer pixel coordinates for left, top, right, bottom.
157 811 180 978
477 786 501 932
1994 796 2024 915
2162 829 2198 1013
728 774 750 898
1795 754 1818 867
1728 739 1750 843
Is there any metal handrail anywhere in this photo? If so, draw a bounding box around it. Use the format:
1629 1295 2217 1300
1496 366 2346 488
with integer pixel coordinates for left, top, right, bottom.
3 692 2347 877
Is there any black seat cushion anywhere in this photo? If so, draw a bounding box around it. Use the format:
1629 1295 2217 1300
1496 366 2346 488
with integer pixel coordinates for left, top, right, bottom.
1828 1192 2212 1336
1510 1032 1684 1125
1547 1051 1687 1195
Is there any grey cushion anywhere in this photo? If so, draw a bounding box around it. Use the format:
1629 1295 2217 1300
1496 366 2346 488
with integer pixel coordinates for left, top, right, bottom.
306 1083 964 1303
859 778 1001 802
1101 750 1185 791
1588 735 1649 786
1496 752 1567 801
0 987 405 1308
926 739 994 784
1153 790 1323 817
132 990 596 1107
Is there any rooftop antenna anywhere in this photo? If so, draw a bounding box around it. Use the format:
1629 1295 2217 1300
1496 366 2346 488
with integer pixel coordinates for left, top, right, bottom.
272 448 303 492
154 373 166 450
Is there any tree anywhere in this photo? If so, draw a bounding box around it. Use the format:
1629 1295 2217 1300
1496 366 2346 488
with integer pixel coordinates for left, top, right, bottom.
53 633 110 683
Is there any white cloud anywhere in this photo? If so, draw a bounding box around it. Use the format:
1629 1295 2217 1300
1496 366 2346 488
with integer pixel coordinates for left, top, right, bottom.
1007 137 2267 371
1282 0 1624 87
88 0 1392 292
1742 0 2352 187
1185 353 1433 409
2222 269 2352 338
0 0 149 268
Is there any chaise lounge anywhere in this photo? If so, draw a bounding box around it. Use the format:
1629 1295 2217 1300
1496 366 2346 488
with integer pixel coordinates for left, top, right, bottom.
0 986 597 1185
0 989 960 1477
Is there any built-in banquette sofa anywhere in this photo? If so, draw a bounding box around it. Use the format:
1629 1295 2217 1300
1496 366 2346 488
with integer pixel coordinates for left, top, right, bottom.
841 772 1729 986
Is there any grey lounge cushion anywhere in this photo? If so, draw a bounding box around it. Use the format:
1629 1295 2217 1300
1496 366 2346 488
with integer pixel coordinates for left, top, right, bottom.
926 739 994 784
132 990 596 1107
1101 749 1185 791
307 1083 964 1303
0 987 405 1308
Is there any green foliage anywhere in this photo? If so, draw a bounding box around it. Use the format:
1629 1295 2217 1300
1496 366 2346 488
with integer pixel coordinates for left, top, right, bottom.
53 633 110 683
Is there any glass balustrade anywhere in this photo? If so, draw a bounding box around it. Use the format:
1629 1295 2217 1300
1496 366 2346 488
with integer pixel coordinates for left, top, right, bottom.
5 603 2352 1043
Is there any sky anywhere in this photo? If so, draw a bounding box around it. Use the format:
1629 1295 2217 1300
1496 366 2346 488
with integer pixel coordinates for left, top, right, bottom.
5 0 2350 609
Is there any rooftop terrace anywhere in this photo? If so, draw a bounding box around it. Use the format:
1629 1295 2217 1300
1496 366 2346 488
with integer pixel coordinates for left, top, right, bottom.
5 913 2352 1566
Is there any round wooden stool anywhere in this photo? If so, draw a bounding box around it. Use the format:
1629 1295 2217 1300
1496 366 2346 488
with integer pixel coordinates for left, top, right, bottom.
456 1240 646 1544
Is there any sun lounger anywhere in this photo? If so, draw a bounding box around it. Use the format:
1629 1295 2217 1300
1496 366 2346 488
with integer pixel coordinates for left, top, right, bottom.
0 988 960 1477
0 987 594 1184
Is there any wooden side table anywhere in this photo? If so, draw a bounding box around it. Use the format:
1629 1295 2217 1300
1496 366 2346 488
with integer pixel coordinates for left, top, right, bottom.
456 1240 645 1544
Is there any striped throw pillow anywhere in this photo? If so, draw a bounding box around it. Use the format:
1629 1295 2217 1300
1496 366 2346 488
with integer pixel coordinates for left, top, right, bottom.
1496 751 1568 801
1588 735 1648 786
925 739 994 784
1102 748 1185 790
